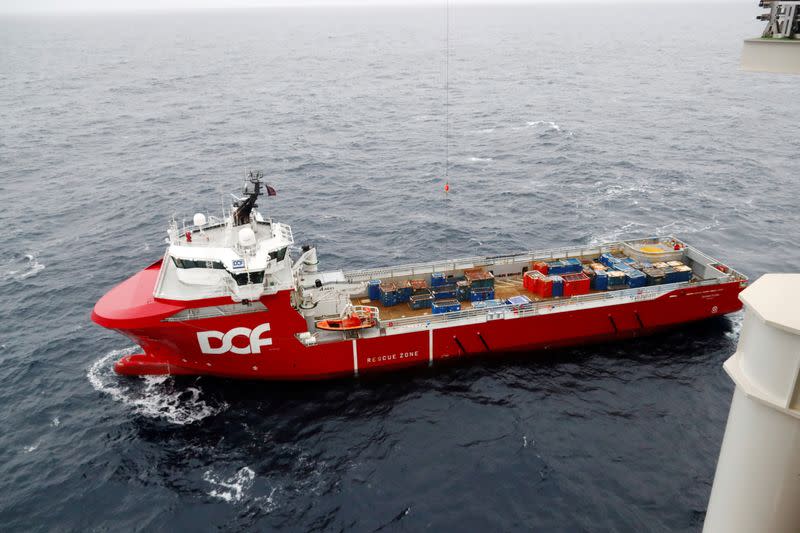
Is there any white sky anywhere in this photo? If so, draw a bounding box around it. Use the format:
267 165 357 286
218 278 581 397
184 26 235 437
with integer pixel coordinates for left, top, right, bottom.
1 0 753 15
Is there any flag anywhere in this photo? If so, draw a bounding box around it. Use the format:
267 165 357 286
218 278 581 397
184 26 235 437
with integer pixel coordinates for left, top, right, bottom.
266 184 277 196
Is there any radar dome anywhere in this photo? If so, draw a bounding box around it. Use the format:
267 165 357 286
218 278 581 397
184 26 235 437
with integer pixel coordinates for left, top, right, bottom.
238 227 257 247
193 213 207 226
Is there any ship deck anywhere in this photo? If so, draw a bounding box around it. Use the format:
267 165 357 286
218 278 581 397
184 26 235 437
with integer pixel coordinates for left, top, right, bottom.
350 272 621 322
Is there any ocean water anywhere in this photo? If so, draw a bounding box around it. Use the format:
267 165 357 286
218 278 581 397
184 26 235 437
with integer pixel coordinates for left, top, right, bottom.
1 4 798 531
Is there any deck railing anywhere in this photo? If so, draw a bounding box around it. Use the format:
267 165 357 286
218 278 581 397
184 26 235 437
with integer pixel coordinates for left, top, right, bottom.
341 240 652 283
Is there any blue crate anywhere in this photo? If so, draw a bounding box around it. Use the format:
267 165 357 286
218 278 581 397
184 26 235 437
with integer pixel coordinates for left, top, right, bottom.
397 286 412 303
664 267 692 284
409 295 433 310
626 270 647 288
432 299 461 314
562 258 583 274
367 279 382 301
552 261 574 275
593 270 608 290
606 271 626 287
599 253 617 267
432 284 457 300
551 276 564 297
470 287 495 301
431 272 447 287
380 292 398 307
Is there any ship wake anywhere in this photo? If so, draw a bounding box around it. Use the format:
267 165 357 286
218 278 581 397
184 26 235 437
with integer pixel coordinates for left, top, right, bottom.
87 347 227 425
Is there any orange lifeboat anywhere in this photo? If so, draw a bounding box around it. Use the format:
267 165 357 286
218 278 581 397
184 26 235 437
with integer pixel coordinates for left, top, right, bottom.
315 306 378 332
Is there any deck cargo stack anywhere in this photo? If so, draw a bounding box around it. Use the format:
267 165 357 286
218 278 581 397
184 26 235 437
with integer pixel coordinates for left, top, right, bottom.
431 272 447 287
607 270 626 289
547 258 583 275
432 284 457 300
562 272 591 297
409 293 433 310
593 269 609 290
551 275 564 297
664 265 692 284
464 269 494 288
464 268 495 301
470 287 495 301
643 267 665 285
379 282 399 307
397 283 412 303
368 279 382 301
538 276 554 298
431 298 461 314
408 279 428 295
456 280 470 301
524 270 544 292
599 253 618 268
625 269 647 288
532 261 549 275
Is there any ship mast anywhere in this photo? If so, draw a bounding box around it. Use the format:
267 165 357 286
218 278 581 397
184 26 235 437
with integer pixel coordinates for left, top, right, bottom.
232 170 263 226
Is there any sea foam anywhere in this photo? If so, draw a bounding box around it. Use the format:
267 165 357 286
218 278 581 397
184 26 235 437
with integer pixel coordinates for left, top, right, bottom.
87 347 227 425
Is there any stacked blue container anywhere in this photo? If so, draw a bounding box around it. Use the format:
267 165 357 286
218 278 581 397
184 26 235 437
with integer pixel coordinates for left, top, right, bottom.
432 285 457 300
379 287 398 307
409 294 433 310
593 269 608 290
456 281 470 302
397 285 412 303
367 279 382 301
625 270 647 288
431 272 447 287
470 287 495 301
599 253 617 267
547 260 564 275
432 299 461 314
562 258 583 273
551 276 564 297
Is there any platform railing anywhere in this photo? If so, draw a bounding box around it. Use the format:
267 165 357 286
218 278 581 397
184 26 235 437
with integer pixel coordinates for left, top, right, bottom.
343 242 619 283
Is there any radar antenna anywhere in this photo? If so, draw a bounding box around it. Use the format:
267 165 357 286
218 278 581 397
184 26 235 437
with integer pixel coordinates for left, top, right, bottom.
233 170 263 226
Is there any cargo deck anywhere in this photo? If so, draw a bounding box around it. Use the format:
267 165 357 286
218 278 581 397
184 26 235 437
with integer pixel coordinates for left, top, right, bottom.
334 236 726 330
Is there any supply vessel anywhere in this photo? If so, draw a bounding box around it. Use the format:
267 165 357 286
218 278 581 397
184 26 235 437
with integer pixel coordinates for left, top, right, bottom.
92 173 748 380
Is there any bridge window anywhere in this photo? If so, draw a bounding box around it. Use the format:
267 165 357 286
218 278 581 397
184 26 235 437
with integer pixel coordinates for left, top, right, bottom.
269 247 288 262
231 270 265 286
172 257 225 270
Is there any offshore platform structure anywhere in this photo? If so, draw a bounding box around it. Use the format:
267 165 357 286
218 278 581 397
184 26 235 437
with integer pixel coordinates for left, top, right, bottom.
742 1 800 72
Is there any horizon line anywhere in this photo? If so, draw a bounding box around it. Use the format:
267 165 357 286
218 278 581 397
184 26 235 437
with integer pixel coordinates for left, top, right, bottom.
0 0 755 17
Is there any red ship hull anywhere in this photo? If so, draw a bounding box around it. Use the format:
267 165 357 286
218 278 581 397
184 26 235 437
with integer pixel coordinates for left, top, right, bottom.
92 260 744 381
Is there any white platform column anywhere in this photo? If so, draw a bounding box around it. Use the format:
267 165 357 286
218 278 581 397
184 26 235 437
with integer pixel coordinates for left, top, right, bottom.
703 274 800 533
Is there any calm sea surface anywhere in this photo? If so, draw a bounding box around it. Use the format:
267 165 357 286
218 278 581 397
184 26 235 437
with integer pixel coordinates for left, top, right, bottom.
1 4 798 531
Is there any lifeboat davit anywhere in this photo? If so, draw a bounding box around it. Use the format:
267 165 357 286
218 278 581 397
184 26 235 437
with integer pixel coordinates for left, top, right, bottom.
316 305 378 331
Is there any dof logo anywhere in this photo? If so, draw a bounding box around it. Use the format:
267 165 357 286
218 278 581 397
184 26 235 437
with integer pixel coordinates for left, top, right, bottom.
197 323 272 355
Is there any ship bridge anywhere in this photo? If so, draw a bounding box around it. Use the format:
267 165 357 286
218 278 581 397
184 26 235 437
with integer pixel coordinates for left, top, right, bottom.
152 172 298 302
153 211 296 301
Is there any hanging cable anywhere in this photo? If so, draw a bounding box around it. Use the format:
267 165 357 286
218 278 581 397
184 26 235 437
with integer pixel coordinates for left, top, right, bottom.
444 0 450 185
